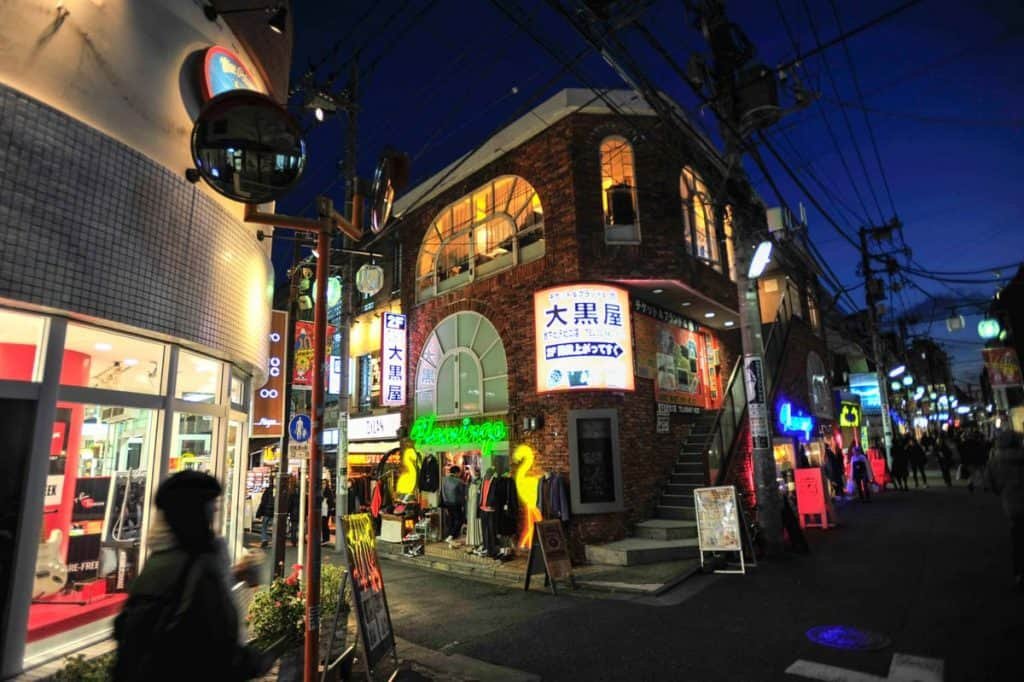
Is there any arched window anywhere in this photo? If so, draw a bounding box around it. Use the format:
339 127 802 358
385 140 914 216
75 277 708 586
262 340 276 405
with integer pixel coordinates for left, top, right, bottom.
681 167 721 272
600 136 640 243
414 311 509 418
416 176 544 302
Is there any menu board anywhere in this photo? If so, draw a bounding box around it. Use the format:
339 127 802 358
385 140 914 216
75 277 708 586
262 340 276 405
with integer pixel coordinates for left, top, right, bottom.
693 486 742 552
341 513 396 671
575 417 616 504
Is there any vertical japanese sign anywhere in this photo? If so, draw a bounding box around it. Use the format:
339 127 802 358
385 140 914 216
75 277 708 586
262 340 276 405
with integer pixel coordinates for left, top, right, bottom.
381 312 408 406
251 310 287 437
293 320 336 387
534 284 634 392
744 355 770 450
983 347 1023 388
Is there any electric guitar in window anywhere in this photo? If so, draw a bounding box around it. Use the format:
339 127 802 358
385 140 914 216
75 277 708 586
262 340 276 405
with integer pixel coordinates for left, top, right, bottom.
34 529 68 599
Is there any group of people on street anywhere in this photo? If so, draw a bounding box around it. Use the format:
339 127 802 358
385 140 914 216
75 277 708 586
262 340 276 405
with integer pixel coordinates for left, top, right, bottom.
822 443 876 502
255 473 337 549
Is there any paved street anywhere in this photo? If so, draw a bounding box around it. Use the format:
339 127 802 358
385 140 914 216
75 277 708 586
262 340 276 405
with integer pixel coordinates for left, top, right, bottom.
344 474 1022 681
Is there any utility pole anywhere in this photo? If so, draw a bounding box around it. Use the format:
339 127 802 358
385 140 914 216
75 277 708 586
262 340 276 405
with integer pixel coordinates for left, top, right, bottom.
335 57 359 552
859 225 896 462
692 0 784 555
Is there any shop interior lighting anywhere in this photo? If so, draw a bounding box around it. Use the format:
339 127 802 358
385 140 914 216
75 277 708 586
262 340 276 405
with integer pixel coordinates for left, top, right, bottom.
747 241 773 278
704 312 716 319
94 342 113 352
123 358 139 367
890 381 901 391
956 405 971 415
887 365 906 378
724 321 735 327
651 288 664 294
681 301 692 307
902 374 914 386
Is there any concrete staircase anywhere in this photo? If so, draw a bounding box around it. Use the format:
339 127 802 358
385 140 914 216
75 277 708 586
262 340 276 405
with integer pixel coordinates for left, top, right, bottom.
584 411 717 567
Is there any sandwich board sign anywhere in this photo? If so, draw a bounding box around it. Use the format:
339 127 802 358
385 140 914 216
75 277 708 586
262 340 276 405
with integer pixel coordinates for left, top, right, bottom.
693 485 756 574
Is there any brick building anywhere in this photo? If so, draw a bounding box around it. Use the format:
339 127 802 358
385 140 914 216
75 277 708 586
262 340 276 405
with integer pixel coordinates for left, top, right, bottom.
390 89 762 559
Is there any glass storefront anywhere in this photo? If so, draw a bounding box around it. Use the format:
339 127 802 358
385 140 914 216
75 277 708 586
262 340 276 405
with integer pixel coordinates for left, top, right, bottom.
0 308 253 666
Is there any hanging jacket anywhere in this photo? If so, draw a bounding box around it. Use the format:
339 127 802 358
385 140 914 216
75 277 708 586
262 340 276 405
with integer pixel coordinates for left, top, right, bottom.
536 473 570 522
418 454 440 492
486 476 519 536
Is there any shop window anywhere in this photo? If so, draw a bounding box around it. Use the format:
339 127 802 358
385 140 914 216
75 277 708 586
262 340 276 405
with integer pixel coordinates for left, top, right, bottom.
63 323 166 395
807 351 832 419
220 419 246 560
229 371 249 410
416 175 544 302
807 294 821 333
414 312 508 417
27 404 157 655
681 167 721 272
170 412 218 474
600 136 640 243
175 350 223 404
0 308 48 382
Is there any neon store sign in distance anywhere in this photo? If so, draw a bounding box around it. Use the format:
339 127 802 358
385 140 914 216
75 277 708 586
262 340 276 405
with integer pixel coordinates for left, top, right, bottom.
410 415 508 456
778 401 815 441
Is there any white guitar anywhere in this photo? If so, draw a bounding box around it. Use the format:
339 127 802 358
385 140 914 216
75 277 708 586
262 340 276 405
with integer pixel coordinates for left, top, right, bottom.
34 529 68 599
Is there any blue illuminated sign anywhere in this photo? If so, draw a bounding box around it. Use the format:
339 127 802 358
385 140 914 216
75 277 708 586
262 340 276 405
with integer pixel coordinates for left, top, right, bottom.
848 372 882 412
778 401 815 441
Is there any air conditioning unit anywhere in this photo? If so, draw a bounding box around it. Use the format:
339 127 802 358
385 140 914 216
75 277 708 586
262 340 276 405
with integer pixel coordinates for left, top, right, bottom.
101 406 130 423
766 206 794 235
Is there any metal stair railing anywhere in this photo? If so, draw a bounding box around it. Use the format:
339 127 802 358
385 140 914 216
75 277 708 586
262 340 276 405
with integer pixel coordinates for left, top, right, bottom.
708 292 797 485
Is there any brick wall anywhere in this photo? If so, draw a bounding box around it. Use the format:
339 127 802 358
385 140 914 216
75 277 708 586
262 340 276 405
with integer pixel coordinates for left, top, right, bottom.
396 108 756 551
0 84 272 377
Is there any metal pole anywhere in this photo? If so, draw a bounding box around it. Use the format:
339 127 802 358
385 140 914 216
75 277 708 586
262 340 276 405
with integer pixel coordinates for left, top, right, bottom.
699 0 783 555
304 216 331 682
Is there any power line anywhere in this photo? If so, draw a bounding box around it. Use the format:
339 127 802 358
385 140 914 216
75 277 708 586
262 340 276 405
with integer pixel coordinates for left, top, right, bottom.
828 0 898 218
904 261 1023 277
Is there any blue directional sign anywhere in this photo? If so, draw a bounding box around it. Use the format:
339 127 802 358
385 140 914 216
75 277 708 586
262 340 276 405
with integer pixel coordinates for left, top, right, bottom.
289 414 311 443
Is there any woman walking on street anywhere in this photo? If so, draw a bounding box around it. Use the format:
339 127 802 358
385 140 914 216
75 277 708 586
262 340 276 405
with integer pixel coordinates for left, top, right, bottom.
936 436 955 488
984 430 1024 590
891 436 910 491
850 445 874 501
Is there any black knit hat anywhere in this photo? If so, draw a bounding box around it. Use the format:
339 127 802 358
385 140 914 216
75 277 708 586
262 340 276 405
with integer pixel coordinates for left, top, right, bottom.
155 470 222 511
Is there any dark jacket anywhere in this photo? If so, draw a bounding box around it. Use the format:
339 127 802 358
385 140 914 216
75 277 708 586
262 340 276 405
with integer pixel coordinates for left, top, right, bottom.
485 476 519 536
256 487 275 518
536 473 570 522
418 454 440 492
440 474 466 506
985 433 1024 518
114 546 263 681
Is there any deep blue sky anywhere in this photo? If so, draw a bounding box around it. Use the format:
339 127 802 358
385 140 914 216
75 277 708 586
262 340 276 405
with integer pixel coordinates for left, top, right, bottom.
278 0 1024 385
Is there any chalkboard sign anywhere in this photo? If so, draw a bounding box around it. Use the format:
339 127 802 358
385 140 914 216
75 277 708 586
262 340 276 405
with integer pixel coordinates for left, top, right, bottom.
568 409 623 514
523 520 575 594
341 513 397 673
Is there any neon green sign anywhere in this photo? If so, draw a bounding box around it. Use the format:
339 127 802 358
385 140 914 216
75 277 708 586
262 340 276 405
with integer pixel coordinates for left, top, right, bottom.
410 415 508 455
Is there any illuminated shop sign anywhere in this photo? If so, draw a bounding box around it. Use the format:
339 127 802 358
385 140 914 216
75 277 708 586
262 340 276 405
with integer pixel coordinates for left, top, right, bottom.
632 298 698 331
839 401 861 428
778 401 815 441
380 313 407 406
349 413 402 441
848 373 882 412
409 415 508 455
200 46 261 101
251 310 287 437
534 284 634 393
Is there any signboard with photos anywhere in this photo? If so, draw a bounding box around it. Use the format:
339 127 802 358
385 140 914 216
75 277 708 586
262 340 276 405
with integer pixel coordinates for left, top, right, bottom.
693 485 756 574
534 284 634 393
341 513 398 673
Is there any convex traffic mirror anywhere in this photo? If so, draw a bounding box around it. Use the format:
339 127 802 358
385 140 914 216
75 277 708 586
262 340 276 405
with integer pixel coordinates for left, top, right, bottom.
370 149 411 233
190 90 306 204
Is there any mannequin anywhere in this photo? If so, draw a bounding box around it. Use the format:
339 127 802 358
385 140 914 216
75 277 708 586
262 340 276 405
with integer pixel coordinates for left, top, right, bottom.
477 468 498 557
465 470 483 549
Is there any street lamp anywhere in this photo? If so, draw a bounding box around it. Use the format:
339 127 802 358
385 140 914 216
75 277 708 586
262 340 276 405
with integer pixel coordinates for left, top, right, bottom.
747 240 773 278
888 365 906 378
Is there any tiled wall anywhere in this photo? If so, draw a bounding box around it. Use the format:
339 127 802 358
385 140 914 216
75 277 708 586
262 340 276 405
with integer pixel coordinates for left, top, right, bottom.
0 84 271 377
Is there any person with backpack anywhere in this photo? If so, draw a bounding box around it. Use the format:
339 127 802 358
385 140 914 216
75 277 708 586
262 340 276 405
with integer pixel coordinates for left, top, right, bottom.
114 471 271 681
850 445 874 502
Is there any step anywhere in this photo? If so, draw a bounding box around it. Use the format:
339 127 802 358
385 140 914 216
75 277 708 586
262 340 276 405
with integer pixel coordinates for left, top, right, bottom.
665 482 701 496
673 462 704 474
634 519 699 541
656 504 696 521
585 537 700 566
661 493 694 507
670 472 706 485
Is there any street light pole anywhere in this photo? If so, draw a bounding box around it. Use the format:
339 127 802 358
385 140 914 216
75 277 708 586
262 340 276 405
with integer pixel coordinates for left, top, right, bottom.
695 0 784 555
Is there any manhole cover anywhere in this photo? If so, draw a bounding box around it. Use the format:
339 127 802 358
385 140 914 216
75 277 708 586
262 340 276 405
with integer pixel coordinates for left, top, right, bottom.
805 625 892 651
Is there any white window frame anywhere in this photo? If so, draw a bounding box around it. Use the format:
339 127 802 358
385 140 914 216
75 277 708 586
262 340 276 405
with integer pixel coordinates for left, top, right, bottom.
600 135 641 245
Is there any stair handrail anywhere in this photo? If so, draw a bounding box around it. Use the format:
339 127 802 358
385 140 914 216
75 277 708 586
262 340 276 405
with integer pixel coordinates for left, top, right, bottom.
709 291 796 485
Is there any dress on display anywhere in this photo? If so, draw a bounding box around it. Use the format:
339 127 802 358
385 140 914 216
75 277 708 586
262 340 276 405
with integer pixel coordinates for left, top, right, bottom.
465 480 483 547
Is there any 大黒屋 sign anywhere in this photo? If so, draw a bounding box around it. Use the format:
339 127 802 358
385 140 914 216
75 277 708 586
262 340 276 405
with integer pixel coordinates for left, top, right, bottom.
381 312 407 406
534 284 634 392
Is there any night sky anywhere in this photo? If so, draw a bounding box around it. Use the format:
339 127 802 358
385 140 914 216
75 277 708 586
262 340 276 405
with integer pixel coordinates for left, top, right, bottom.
277 0 1024 386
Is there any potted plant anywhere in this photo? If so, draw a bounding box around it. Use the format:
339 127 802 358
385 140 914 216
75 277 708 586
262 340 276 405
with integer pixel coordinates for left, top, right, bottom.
247 564 306 681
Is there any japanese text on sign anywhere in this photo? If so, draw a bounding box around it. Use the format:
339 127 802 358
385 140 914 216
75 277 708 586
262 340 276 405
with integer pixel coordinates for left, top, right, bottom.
534 284 634 392
381 312 407 406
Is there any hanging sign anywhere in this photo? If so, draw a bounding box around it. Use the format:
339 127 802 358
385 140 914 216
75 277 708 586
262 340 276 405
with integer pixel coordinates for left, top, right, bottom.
381 312 407 406
251 310 287 437
199 45 262 101
409 415 507 456
744 356 770 449
849 373 882 412
778 401 815 441
983 347 1023 388
534 284 634 393
293 321 336 387
839 401 861 428
341 513 397 672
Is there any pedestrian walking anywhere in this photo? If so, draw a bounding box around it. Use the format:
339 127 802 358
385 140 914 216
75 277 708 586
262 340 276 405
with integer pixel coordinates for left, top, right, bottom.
287 474 299 546
969 432 991 493
850 446 873 502
826 445 846 497
908 437 928 488
321 478 335 545
256 482 275 548
936 436 955 488
983 430 1024 590
441 465 467 542
890 437 910 491
113 471 272 680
